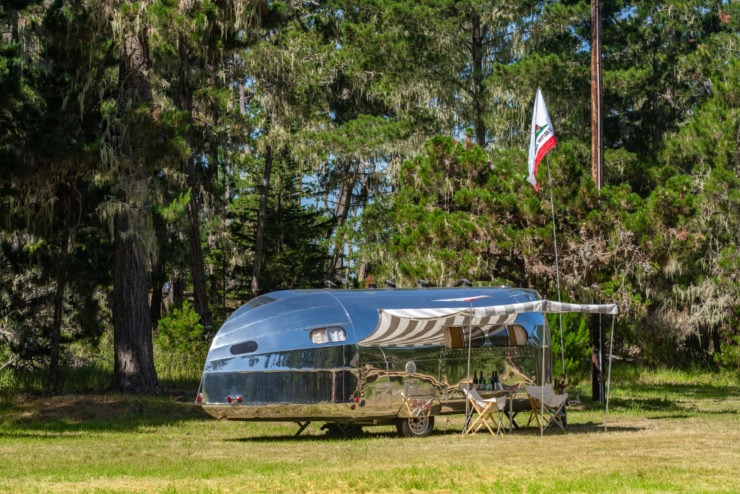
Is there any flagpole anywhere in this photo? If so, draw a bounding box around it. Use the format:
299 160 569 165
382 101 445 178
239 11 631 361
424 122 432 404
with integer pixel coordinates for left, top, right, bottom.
528 87 563 380
546 158 565 378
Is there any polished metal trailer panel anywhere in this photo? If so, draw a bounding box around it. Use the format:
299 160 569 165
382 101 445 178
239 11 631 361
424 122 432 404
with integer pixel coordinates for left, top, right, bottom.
199 287 546 428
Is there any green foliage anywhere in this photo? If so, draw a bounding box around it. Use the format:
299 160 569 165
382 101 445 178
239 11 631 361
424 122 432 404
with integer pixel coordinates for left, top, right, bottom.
155 301 205 356
0 331 113 396
155 189 191 224
227 164 332 294
383 136 510 286
155 301 208 384
551 313 592 383
716 332 740 374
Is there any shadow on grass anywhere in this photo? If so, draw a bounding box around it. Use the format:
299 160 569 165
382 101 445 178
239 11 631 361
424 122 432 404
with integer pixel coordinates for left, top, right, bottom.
225 419 648 443
607 396 680 412
0 390 211 435
600 394 739 417
226 426 650 443
3 380 736 439
620 382 739 399
227 430 400 443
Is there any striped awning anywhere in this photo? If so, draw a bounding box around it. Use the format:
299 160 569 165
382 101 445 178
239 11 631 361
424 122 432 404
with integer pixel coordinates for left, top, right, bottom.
358 307 517 347
358 300 617 348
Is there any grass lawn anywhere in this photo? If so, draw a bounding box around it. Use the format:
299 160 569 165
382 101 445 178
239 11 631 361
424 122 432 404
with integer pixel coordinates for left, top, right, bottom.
0 366 738 493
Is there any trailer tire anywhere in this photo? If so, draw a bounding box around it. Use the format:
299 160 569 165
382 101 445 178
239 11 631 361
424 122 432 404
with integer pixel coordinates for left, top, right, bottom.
397 416 434 438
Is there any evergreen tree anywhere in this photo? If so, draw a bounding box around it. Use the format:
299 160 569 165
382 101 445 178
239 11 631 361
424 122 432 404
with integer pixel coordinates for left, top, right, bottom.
1 0 115 392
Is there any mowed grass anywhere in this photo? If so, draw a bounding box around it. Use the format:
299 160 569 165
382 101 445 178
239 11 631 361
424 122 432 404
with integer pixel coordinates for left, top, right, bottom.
0 366 738 493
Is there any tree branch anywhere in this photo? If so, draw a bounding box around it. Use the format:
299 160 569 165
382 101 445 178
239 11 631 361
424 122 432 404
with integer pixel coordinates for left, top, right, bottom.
0 357 14 372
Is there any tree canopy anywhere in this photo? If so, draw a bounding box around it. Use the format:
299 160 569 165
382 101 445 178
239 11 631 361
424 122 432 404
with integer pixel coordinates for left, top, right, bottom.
1 0 738 391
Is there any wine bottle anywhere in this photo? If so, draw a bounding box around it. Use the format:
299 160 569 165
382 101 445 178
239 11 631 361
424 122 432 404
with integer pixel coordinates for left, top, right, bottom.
472 371 478 389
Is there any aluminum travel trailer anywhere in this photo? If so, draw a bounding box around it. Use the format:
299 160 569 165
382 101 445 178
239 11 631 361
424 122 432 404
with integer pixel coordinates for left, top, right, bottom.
197 287 615 437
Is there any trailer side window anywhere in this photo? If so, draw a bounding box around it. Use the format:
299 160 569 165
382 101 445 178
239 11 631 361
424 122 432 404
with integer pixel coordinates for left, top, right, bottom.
311 326 346 344
230 340 258 355
508 325 528 346
489 325 529 347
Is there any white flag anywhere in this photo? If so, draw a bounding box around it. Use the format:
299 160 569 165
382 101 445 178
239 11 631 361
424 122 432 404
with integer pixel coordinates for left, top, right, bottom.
527 88 557 190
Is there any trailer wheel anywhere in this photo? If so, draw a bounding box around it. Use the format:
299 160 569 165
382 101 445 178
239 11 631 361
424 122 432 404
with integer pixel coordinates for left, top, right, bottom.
397 416 434 438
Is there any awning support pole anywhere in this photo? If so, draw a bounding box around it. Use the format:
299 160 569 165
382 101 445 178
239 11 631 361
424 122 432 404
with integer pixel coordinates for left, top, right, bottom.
604 315 616 431
464 304 473 432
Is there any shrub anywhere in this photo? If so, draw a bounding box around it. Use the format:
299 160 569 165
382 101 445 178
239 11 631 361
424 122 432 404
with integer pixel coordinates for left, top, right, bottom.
716 332 740 374
155 302 208 384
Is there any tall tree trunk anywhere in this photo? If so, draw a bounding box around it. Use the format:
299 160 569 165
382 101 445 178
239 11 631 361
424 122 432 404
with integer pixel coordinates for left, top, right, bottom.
111 210 159 393
149 261 165 330
590 314 603 403
49 273 64 394
176 35 212 329
171 271 185 308
187 184 212 330
328 181 351 282
326 160 355 283
471 13 486 147
49 214 71 394
251 141 273 297
590 0 603 190
110 24 159 394
354 161 373 287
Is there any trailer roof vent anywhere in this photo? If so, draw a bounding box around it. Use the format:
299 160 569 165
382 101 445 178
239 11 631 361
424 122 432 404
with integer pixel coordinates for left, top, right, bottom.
246 296 276 308
310 326 347 344
230 340 258 355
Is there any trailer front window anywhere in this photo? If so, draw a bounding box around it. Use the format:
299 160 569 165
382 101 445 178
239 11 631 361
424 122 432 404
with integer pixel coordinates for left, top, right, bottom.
310 326 347 344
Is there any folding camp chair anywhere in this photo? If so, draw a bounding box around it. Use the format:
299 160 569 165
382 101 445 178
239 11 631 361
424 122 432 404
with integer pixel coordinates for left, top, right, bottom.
462 387 507 436
525 384 568 432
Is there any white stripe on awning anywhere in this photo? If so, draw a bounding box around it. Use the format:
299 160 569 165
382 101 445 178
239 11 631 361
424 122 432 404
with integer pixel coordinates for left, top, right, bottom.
472 300 618 317
358 300 617 347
